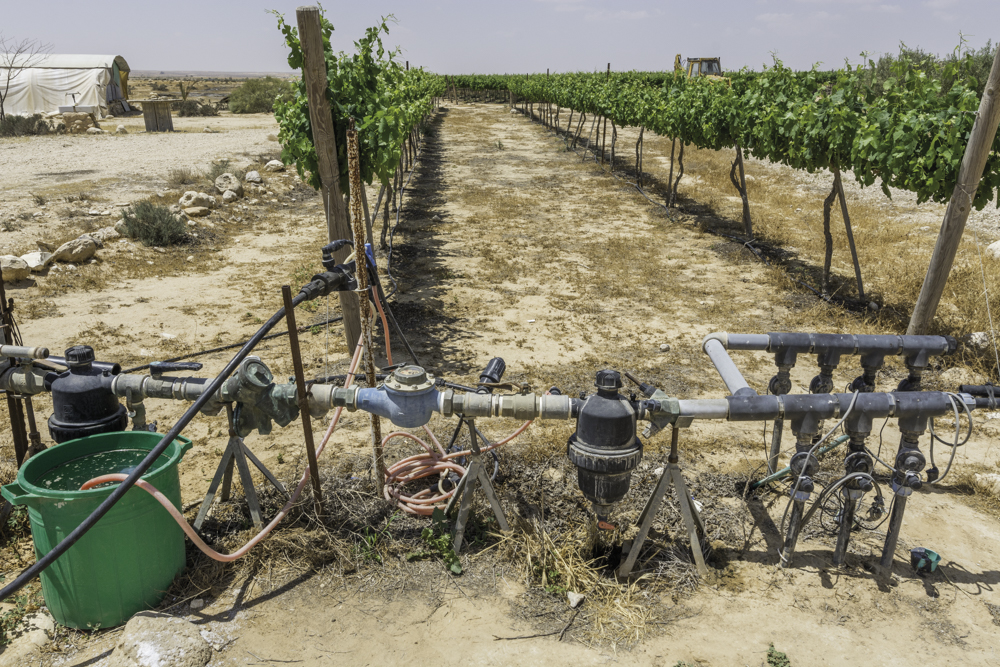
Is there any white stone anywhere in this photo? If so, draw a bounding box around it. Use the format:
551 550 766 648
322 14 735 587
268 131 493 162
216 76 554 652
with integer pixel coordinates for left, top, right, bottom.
51 238 98 263
86 127 105 135
432 214 442 221
214 173 244 197
160 332 176 339
963 332 991 351
20 251 52 272
178 191 217 209
222 189 239 204
244 170 262 183
988 240 1000 260
0 611 54 667
189 599 205 610
974 472 1000 496
659 343 670 352
567 591 585 608
114 220 129 234
116 125 127 134
106 612 212 667
184 206 211 218
1 255 30 281
264 159 285 172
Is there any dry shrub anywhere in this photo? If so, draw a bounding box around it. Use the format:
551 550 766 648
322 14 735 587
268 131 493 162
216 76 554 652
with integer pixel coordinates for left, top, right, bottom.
166 167 199 189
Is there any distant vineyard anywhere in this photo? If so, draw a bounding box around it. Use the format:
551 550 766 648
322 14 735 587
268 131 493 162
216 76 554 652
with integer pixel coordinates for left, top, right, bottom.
447 54 1000 211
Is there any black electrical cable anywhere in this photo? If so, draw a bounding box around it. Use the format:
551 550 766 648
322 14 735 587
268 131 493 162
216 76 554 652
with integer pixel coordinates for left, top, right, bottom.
0 293 310 602
119 315 344 375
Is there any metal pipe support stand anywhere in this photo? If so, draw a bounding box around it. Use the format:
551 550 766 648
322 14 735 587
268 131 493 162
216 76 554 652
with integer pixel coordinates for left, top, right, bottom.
832 489 863 566
879 489 910 570
194 404 288 531
617 427 708 578
780 489 810 568
443 416 509 552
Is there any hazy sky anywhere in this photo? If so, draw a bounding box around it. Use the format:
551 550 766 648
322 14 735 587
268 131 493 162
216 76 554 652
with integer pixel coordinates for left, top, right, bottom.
3 0 997 74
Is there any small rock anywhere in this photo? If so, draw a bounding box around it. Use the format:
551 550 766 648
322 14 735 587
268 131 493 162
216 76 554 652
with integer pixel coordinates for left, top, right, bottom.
214 173 244 198
653 467 665 477
963 331 991 352
169 204 182 214
160 332 176 339
86 127 105 135
1 255 30 281
974 472 1000 497
153 247 166 254
187 220 198 227
114 220 129 234
32 212 43 218
567 591 585 608
868 301 880 312
987 240 1000 260
116 125 127 134
222 189 239 204
203 126 216 133
432 214 442 221
106 611 212 667
184 206 211 218
51 238 97 263
178 191 217 209
21 251 52 272
264 159 285 172
190 598 205 610
939 366 986 389
186 255 194 262
541 468 565 484
659 343 670 352
36 240 53 252
88 209 101 216
244 170 262 184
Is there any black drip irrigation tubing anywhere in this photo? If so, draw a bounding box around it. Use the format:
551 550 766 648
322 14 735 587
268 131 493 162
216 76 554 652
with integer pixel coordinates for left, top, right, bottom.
0 116 439 602
515 104 859 311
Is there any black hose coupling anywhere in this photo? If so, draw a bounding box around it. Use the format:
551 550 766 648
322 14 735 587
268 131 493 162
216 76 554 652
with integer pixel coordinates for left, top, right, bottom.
299 262 358 302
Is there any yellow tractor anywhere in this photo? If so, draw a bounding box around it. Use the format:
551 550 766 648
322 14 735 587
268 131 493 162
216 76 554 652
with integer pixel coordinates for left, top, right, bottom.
674 54 724 80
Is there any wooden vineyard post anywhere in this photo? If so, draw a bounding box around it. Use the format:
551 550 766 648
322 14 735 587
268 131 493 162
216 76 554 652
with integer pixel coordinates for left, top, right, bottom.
908 45 1000 335
573 112 586 148
347 119 387 483
833 167 865 301
295 5 361 353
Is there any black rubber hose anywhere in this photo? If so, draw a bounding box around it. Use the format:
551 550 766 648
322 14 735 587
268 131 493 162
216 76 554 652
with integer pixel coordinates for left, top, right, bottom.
0 292 307 602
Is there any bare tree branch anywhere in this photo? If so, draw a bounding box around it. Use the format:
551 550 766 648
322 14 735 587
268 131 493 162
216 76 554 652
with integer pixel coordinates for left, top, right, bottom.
0 34 53 121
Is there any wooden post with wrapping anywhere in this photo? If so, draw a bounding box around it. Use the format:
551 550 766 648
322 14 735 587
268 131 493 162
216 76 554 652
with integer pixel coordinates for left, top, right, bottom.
346 119 387 483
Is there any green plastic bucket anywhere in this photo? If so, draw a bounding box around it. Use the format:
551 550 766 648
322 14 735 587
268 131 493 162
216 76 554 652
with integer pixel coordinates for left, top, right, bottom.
1 431 192 629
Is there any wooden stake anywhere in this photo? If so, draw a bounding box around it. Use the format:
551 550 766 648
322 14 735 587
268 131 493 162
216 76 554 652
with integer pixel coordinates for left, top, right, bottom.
908 45 1000 335
347 119 386 482
834 167 865 301
295 6 361 353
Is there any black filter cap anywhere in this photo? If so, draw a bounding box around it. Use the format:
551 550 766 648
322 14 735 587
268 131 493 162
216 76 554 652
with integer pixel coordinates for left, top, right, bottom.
65 345 95 368
595 369 622 393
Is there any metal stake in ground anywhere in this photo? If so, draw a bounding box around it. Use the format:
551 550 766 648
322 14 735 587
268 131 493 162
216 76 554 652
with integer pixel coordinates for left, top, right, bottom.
281 284 324 517
347 118 386 482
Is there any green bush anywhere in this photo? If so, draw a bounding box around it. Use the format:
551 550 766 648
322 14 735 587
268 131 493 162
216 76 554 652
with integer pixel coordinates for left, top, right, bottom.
0 114 51 137
121 201 187 246
174 100 218 117
229 76 293 114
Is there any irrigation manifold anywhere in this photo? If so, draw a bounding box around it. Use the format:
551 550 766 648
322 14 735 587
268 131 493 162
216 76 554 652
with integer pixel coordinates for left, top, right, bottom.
1 240 994 605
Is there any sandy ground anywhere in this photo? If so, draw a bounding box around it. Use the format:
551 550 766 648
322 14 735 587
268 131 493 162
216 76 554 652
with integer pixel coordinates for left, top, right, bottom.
2 103 1000 666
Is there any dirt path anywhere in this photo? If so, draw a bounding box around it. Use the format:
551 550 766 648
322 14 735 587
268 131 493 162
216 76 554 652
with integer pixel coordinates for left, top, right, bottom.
5 102 1000 666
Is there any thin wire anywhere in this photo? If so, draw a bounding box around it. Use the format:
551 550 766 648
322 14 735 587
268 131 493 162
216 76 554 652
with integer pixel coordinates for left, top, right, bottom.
972 224 1000 379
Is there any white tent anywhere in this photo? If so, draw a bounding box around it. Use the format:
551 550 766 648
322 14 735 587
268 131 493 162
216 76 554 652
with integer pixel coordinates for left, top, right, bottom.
0 54 131 118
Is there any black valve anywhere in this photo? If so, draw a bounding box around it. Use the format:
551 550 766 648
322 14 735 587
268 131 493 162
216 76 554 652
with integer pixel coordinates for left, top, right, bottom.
477 357 506 394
